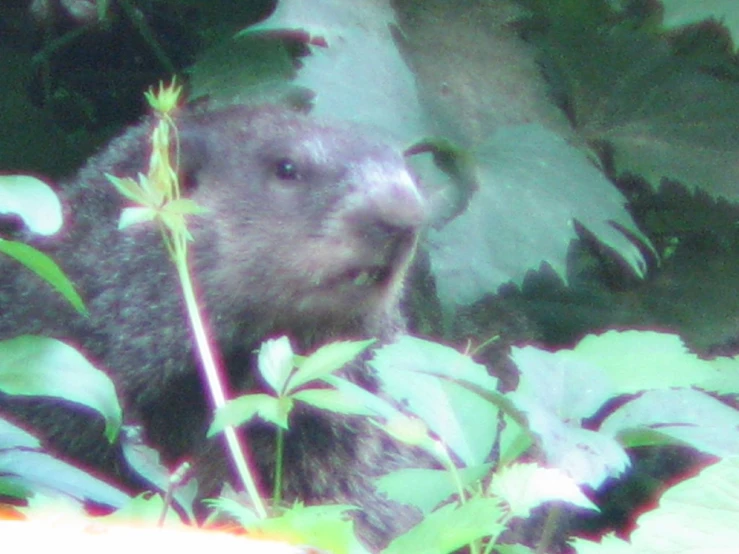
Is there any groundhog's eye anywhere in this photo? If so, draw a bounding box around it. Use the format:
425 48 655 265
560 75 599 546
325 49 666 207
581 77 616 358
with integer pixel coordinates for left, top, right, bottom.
275 158 300 181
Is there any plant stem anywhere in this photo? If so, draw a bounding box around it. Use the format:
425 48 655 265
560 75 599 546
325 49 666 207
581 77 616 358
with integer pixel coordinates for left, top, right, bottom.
172 234 267 519
535 505 561 554
272 427 284 507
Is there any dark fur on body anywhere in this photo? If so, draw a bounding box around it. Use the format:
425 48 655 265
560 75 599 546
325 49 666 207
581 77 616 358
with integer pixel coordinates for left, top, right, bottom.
0 105 427 548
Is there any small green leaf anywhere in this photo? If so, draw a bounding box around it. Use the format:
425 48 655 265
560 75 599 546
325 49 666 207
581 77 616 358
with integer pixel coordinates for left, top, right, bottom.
164 198 207 216
158 211 192 241
372 336 500 466
0 449 130 508
0 239 86 315
258 336 296 395
102 492 181 525
106 173 153 207
206 496 261 528
118 206 156 230
377 464 492 514
601 388 739 456
384 497 506 554
246 503 367 554
324 374 404 420
372 336 497 391
508 344 630 487
288 339 375 392
207 393 290 437
489 463 598 518
379 414 433 450
0 336 121 441
292 388 374 416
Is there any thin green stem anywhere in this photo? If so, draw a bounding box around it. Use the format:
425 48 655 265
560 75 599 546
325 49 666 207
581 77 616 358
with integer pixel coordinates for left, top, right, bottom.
535 505 561 554
172 233 267 519
272 427 284 507
435 443 482 554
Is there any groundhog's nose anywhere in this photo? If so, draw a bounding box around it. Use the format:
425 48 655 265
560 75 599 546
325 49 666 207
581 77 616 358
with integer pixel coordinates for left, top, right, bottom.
347 163 426 268
363 165 426 232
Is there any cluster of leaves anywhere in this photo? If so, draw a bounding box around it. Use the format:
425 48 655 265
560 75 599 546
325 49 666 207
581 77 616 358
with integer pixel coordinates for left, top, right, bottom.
4 286 738 553
201 330 739 554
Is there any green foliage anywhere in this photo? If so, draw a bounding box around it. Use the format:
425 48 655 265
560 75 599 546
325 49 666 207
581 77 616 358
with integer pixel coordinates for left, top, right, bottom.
205 334 610 552
2 327 738 553
209 337 376 436
362 331 739 553
383 497 506 554
572 457 739 554
209 499 367 554
4 1 739 553
371 336 501 467
661 0 739 39
0 336 131 512
527 14 739 201
509 330 739 489
0 175 86 314
0 336 121 441
0 417 130 508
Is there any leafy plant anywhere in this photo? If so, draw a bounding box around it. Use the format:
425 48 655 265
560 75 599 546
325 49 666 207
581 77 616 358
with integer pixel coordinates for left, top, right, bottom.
0 175 85 314
3 1 739 553
372 332 739 553
201 329 739 553
0 336 129 512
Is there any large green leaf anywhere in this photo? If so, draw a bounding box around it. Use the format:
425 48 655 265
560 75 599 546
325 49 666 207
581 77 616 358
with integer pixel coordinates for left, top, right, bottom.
0 429 129 509
0 336 121 441
508 345 630 488
573 330 720 394
245 0 428 143
660 0 739 43
572 457 739 553
427 125 648 306
489 463 597 518
371 336 500 467
602 388 739 456
376 464 492 515
537 20 739 201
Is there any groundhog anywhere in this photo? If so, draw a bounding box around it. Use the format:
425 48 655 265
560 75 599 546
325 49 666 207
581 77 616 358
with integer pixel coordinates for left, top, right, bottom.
0 104 427 549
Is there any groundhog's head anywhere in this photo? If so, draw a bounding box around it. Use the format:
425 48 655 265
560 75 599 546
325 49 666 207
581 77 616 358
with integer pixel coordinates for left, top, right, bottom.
176 105 426 338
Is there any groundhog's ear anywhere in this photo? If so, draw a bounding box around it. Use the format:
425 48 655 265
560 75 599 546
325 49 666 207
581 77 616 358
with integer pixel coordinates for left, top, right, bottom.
176 129 209 193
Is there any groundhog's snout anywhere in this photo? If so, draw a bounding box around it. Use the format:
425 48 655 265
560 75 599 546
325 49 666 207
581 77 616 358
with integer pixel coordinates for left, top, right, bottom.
354 159 425 227
352 161 426 260
336 160 426 290
367 166 426 232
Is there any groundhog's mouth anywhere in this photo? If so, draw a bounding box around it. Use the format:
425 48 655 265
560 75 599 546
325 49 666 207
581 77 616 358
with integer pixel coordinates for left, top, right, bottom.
310 231 416 294
341 232 416 289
